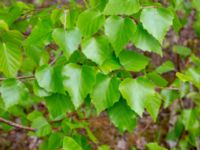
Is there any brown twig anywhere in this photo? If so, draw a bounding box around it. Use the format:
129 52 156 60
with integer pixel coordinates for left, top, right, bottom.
157 86 179 90
0 117 35 131
0 75 35 81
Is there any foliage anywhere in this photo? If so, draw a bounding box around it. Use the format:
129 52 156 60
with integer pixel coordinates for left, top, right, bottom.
0 0 200 149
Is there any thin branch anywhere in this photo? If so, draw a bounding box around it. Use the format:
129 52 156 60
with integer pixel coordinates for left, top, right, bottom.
0 75 35 81
157 86 179 90
0 117 35 131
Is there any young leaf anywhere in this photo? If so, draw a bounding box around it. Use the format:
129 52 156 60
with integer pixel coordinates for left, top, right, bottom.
25 18 52 46
31 116 52 137
140 8 174 44
156 60 175 74
77 9 105 37
35 65 64 93
167 119 184 141
89 0 108 11
63 136 82 150
33 81 51 97
161 89 179 108
108 100 137 132
103 0 140 15
181 109 199 131
45 94 74 120
52 28 82 59
100 55 121 74
82 36 112 65
192 0 200 11
132 24 162 55
91 73 120 114
0 42 22 77
119 50 150 72
146 142 167 150
0 20 9 31
98 145 110 150
62 63 96 109
0 30 23 77
177 68 200 89
147 72 168 87
144 95 161 121
173 45 191 57
104 16 136 55
47 133 63 150
0 79 28 109
119 77 156 116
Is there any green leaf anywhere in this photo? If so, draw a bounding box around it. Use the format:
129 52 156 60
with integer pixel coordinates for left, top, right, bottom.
156 60 175 74
0 79 28 109
85 127 98 144
132 24 162 55
0 20 9 31
45 94 74 120
103 0 140 15
39 140 48 150
172 10 183 33
119 77 156 116
21 57 37 72
62 63 96 109
108 100 137 132
25 18 52 46
147 71 168 87
181 109 199 132
192 0 200 11
98 145 110 150
24 45 48 65
100 55 121 74
146 142 167 150
187 92 200 106
0 42 22 77
59 9 80 29
77 9 105 37
91 73 120 114
33 81 51 97
186 68 200 88
63 136 82 150
104 16 136 55
140 8 174 44
193 12 200 37
176 72 192 82
167 119 184 140
173 45 191 57
47 133 63 150
144 95 161 121
72 134 92 150
0 30 23 77
161 89 179 108
52 28 82 58
177 68 200 89
35 65 64 93
51 8 62 26
119 50 150 72
27 110 43 121
82 36 112 65
31 116 52 137
0 2 26 25
89 0 108 11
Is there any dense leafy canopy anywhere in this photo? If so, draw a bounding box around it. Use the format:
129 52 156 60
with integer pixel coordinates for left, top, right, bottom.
0 0 200 150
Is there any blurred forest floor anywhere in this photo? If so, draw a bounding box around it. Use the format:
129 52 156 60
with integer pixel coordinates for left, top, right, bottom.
0 0 200 150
